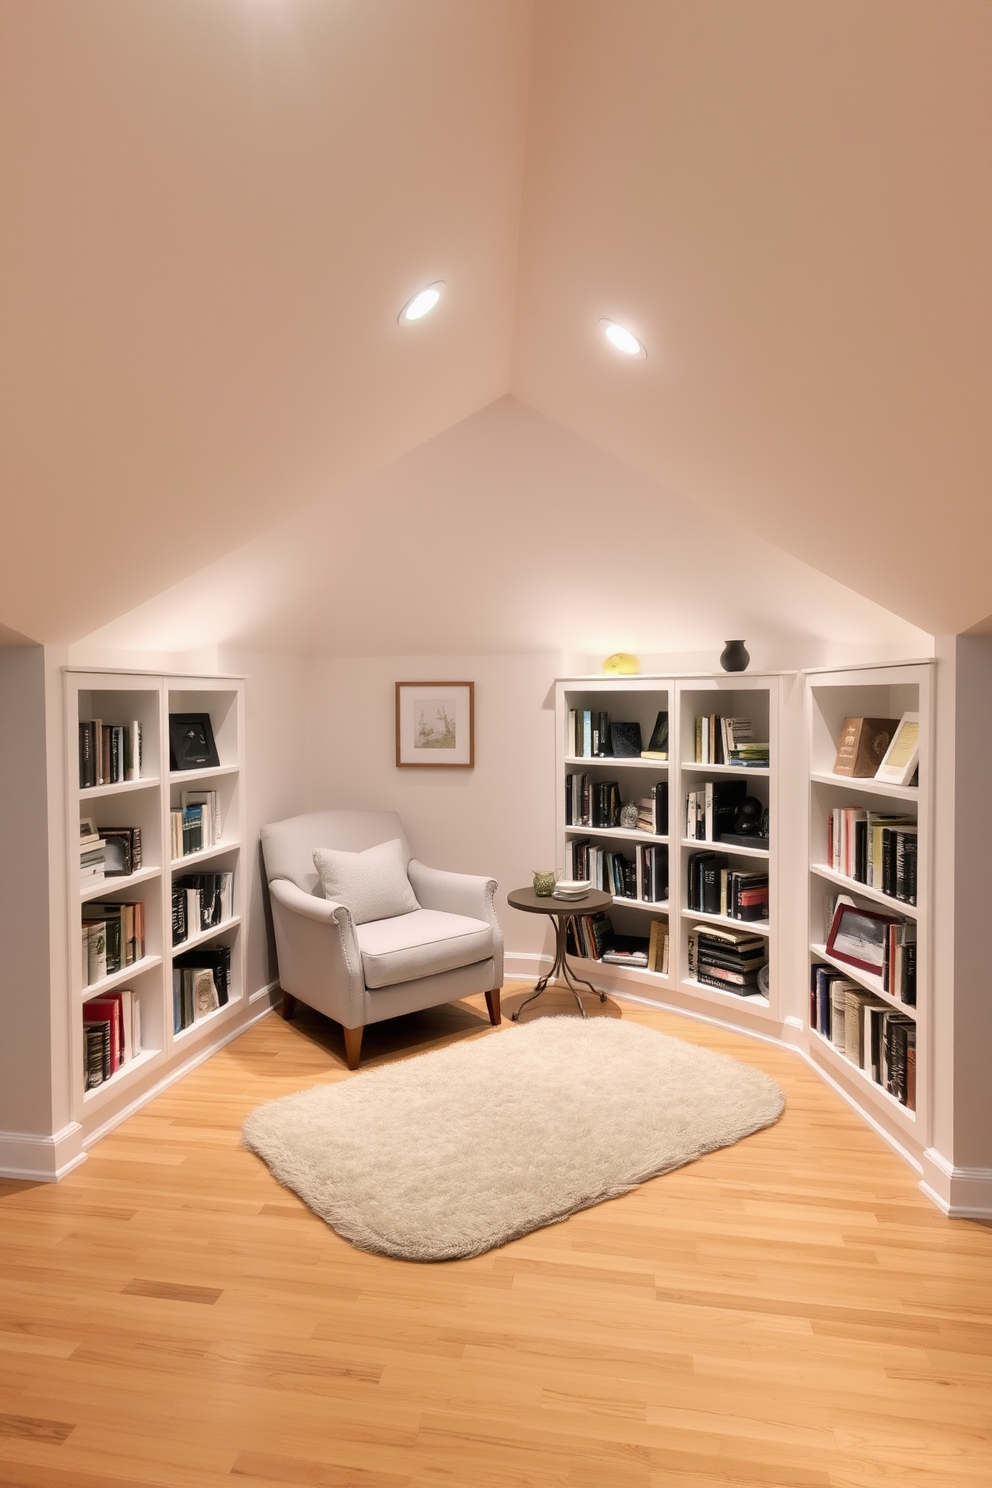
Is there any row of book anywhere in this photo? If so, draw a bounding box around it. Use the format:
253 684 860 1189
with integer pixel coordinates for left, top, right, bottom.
566 839 669 904
826 809 917 904
171 872 234 945
80 825 142 883
81 901 146 986
693 715 769 767
564 910 669 973
169 790 222 859
567 709 669 761
811 963 916 1108
566 776 669 834
173 945 231 1032
687 923 767 996
684 779 767 846
686 851 769 921
83 988 142 1089
79 719 143 789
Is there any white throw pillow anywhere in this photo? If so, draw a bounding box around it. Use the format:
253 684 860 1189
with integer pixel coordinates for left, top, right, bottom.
312 839 420 925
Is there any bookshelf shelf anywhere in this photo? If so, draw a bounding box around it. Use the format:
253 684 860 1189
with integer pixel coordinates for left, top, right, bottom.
79 776 161 800
170 840 240 870
805 662 931 1133
81 1046 162 1107
80 866 161 902
681 906 770 934
66 670 245 1135
680 976 770 1010
80 955 163 1002
564 756 669 771
173 914 241 954
810 770 918 801
169 763 240 784
680 761 770 778
810 863 920 919
557 674 779 1021
679 837 769 860
808 1026 918 1127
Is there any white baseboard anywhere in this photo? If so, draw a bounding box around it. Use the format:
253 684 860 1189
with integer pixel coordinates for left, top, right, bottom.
920 1149 992 1219
0 1122 85 1183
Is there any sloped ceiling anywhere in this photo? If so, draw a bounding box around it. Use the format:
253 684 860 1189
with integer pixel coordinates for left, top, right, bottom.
2 1 989 647
75 397 931 664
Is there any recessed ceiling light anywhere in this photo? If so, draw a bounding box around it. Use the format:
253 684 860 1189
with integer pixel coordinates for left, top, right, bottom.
399 282 444 324
599 318 646 358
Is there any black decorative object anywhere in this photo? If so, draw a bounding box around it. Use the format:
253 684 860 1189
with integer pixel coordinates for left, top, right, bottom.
609 721 643 758
720 639 750 672
169 713 220 771
732 797 764 835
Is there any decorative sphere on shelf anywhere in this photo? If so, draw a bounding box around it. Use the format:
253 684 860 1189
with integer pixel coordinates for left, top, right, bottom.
602 652 641 675
719 639 750 672
733 797 764 835
532 871 556 897
620 803 640 830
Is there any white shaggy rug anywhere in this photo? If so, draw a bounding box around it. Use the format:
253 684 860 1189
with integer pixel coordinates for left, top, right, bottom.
242 1017 785 1261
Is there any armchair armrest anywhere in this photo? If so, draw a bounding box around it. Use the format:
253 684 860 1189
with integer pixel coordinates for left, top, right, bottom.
269 876 352 929
407 861 503 987
266 877 365 1027
408 860 497 921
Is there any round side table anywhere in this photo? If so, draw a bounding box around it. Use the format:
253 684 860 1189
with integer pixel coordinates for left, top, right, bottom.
506 887 613 1021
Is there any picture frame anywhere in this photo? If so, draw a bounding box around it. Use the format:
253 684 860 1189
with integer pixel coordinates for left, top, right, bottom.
169 713 220 771
874 712 920 787
79 817 97 840
826 900 900 975
395 682 474 768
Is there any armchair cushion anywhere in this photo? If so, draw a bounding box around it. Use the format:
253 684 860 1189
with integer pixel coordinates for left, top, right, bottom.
313 838 420 926
356 909 494 990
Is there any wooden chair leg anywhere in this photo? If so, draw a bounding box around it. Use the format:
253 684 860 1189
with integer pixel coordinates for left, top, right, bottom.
281 990 297 1021
485 988 502 1026
343 1025 364 1070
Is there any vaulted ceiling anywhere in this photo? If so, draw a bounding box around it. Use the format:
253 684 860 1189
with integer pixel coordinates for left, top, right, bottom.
2 0 989 648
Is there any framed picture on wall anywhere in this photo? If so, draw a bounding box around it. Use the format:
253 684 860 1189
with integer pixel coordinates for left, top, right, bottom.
395 682 474 768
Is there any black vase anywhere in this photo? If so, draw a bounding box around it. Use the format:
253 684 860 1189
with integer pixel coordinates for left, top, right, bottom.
720 639 750 673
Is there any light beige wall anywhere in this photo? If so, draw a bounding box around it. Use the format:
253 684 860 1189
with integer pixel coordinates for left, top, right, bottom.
307 653 562 967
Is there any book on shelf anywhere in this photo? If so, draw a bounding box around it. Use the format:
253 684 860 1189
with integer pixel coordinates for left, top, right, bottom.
684 779 748 842
810 962 916 1109
173 944 232 1007
688 923 767 994
568 709 613 759
692 715 763 766
609 721 642 758
832 717 899 777
826 809 916 903
78 719 142 789
647 917 669 975
171 871 234 944
874 712 920 787
81 901 145 984
635 781 668 835
80 838 107 880
635 842 668 903
640 711 668 760
81 988 140 1087
564 909 613 961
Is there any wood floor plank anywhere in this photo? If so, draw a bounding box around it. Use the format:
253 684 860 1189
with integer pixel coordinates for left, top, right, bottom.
1 988 990 1488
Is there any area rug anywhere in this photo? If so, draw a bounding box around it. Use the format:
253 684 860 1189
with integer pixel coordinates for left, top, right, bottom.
242 1017 785 1261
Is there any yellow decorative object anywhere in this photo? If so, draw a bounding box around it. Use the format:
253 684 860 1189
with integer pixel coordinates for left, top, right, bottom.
602 653 640 675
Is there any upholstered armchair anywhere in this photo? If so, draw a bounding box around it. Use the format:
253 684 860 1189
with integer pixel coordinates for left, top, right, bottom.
260 810 503 1068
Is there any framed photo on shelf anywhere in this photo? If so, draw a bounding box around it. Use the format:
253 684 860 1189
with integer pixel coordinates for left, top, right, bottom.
826 901 899 975
79 817 97 840
169 713 220 771
395 682 474 768
874 712 920 786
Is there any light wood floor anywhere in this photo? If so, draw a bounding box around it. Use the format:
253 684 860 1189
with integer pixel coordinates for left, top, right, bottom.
2 987 990 1488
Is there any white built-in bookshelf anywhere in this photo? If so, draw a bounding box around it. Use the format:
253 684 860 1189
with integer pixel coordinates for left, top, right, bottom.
804 662 932 1137
555 675 780 1027
65 670 245 1133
